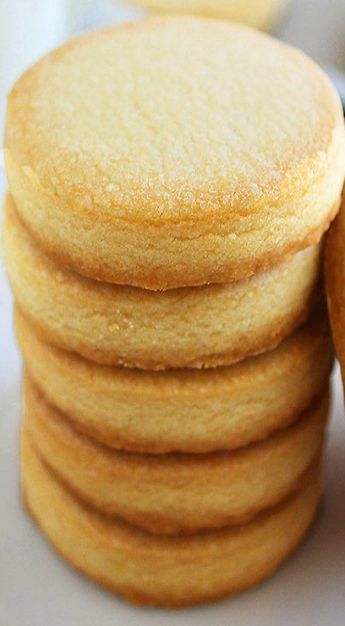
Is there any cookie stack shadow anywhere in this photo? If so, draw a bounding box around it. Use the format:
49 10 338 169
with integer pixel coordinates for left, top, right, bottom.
3 17 345 608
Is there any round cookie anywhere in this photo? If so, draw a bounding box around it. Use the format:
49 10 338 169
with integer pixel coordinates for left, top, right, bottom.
5 17 345 290
4 197 323 369
22 436 322 608
326 193 345 381
129 0 287 31
17 309 333 454
24 376 328 535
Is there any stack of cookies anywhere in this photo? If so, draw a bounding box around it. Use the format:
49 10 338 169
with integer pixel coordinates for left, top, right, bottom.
3 17 345 608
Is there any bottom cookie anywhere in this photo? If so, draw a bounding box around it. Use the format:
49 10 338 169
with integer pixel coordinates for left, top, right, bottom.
21 433 322 608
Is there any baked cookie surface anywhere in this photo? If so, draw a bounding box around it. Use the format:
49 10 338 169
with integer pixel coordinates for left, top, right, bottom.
17 310 332 454
4 196 323 369
5 17 345 289
22 436 322 608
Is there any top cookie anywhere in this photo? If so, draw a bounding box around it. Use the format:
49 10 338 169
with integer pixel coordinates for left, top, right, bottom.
130 0 286 30
5 17 345 290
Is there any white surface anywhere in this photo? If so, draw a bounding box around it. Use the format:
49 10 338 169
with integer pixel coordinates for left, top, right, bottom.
1 0 345 624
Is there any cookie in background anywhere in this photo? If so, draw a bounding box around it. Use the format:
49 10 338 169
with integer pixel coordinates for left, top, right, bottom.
125 0 287 30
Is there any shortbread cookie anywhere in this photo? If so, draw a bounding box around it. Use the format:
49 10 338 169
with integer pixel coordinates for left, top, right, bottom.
4 197 323 369
130 0 286 31
5 18 344 289
326 193 345 382
17 310 333 453
22 436 322 608
24 377 328 534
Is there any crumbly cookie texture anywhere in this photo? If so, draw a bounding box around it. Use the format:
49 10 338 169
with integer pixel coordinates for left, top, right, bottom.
4 196 324 370
5 17 345 289
16 309 332 454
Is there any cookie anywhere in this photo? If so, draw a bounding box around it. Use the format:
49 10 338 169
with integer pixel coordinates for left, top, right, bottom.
326 192 345 382
23 376 328 534
4 196 323 369
129 0 286 30
17 309 333 454
5 17 344 289
22 435 323 608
